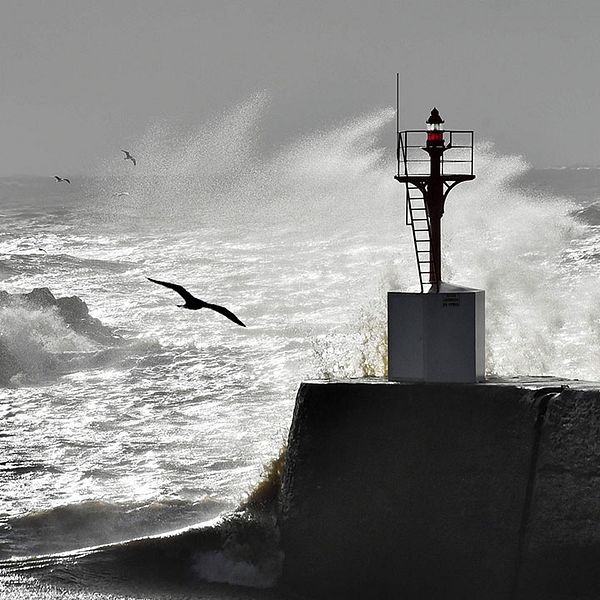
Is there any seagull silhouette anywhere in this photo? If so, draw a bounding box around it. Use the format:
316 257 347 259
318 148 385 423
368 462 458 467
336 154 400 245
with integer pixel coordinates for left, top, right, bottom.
54 176 71 183
147 278 246 327
113 191 130 197
121 150 137 166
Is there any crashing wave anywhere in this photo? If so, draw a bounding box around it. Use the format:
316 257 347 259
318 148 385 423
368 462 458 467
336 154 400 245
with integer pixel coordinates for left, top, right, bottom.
0 510 283 595
0 287 122 385
0 451 287 595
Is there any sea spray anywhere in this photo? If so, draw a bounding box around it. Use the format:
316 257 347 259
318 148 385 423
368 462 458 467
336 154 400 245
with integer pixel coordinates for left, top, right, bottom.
0 304 96 384
309 134 598 380
0 289 124 385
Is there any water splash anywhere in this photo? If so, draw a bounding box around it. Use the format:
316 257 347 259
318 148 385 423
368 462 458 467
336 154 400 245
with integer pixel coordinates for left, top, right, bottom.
304 124 597 380
95 97 600 380
0 305 97 383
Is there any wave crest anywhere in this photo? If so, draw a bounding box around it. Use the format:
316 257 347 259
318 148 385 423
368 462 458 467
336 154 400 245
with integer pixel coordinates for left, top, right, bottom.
0 288 121 385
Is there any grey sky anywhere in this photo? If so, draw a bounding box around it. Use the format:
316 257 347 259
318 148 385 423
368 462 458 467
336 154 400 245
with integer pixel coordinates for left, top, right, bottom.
0 0 598 175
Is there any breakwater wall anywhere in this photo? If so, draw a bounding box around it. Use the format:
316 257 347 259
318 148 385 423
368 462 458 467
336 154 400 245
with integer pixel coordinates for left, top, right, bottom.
277 379 600 600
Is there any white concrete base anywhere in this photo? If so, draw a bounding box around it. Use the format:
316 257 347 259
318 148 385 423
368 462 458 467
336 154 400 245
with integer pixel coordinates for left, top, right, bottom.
388 283 485 383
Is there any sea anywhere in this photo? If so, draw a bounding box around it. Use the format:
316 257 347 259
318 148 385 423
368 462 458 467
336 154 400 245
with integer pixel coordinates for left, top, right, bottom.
1 98 600 599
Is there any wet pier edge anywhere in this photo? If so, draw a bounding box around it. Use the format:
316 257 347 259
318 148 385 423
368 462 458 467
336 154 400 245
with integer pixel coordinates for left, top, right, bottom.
277 378 600 600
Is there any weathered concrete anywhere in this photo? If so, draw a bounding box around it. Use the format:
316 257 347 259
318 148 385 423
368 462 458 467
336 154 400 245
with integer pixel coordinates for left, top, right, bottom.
278 379 600 600
388 285 485 382
518 387 600 599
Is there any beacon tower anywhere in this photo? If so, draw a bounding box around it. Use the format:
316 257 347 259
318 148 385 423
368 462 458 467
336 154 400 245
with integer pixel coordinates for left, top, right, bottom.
388 106 485 382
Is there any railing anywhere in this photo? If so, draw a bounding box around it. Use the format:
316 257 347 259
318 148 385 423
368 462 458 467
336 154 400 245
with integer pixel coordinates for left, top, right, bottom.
397 130 474 178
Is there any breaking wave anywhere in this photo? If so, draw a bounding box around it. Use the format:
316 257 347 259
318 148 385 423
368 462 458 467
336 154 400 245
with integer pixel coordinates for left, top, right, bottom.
92 97 600 381
0 290 130 386
0 510 282 596
2 497 228 559
305 128 598 380
0 305 99 385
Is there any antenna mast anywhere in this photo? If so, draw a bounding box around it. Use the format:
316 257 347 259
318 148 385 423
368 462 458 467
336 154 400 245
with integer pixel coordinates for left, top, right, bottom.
396 73 399 135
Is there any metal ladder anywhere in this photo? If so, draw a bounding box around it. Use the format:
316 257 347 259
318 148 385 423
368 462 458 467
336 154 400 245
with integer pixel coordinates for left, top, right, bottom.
405 184 435 292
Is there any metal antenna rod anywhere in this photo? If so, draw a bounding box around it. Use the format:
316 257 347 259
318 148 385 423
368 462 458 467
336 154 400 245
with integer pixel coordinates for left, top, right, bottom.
396 73 399 134
396 73 401 177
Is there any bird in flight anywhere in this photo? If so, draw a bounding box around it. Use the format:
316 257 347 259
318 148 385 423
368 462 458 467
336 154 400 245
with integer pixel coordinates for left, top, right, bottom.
147 278 246 327
54 176 70 183
121 150 137 166
113 191 130 197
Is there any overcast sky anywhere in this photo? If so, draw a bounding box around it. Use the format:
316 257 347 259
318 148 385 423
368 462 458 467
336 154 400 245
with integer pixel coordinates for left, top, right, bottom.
0 0 598 175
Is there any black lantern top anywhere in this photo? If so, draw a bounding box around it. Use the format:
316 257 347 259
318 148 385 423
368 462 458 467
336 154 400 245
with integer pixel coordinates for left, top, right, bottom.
426 107 445 128
426 108 445 146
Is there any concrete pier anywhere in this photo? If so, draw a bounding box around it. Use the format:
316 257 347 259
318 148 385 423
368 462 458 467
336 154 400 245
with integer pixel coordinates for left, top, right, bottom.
278 378 600 600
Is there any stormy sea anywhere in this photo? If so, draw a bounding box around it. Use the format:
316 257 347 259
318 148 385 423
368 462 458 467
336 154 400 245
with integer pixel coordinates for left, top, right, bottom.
1 97 600 599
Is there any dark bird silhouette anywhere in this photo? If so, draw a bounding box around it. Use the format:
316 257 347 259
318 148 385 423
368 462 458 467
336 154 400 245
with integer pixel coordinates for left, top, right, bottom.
54 176 71 183
38 247 47 253
147 277 246 327
121 150 137 166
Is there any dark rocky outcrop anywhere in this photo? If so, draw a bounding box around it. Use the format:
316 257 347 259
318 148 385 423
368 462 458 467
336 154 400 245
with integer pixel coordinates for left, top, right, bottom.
0 339 20 384
1 287 120 344
0 287 121 384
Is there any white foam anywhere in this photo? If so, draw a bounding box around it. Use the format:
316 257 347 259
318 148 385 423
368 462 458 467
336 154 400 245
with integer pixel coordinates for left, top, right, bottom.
0 304 97 382
192 549 280 589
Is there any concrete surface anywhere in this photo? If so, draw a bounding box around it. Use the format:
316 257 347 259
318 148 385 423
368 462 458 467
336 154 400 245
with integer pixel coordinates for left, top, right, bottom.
278 378 600 599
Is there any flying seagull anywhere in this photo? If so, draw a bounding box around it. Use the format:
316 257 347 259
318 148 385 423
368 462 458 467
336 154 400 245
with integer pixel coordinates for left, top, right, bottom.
113 191 130 197
54 176 71 183
147 277 246 327
121 150 137 166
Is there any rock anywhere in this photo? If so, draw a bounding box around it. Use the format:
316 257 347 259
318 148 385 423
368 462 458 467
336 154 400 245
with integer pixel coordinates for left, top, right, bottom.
0 286 121 347
57 296 90 322
0 287 123 386
0 339 20 385
19 287 57 308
